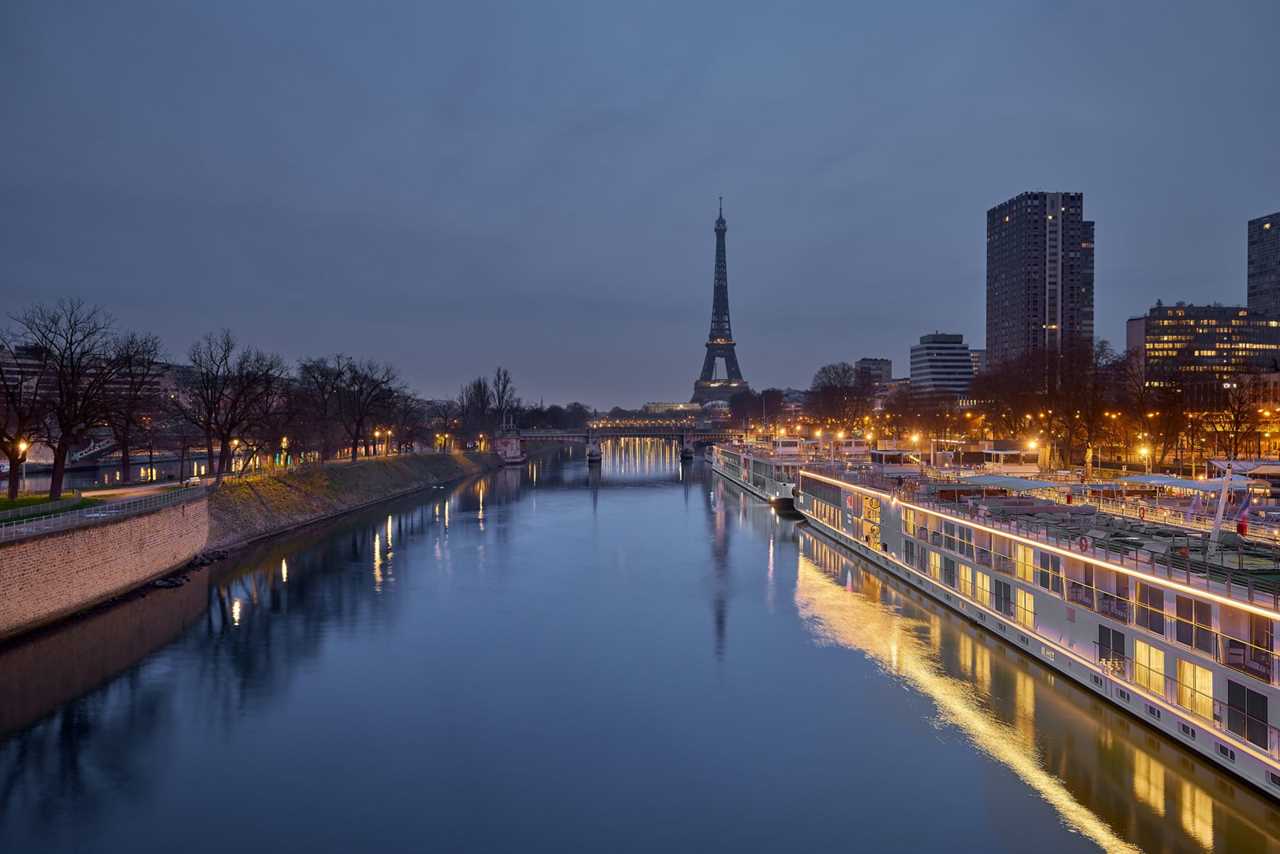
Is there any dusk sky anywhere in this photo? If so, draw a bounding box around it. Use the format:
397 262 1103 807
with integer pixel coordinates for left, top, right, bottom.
4 1 1279 408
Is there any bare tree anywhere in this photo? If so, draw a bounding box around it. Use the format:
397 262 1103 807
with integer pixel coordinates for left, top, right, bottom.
1053 339 1119 474
171 331 284 483
105 333 164 484
0 328 52 499
387 391 429 453
810 362 874 423
212 347 286 480
492 366 517 423
458 376 492 431
298 356 345 460
15 300 120 499
173 331 235 480
337 358 398 463
1205 374 1262 460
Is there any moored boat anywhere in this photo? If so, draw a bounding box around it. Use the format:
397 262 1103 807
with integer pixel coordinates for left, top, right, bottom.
709 437 805 512
794 464 1280 797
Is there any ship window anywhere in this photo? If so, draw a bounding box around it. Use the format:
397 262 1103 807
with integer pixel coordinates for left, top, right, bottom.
1098 626 1126 667
1176 659 1214 721
1016 588 1035 629
1134 639 1165 696
1136 583 1166 635
1175 595 1215 655
1037 552 1063 594
994 580 1013 617
975 572 991 608
1015 544 1036 583
1226 680 1269 750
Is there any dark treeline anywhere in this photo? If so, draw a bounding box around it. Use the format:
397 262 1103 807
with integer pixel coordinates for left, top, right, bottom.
0 300 588 500
788 342 1271 470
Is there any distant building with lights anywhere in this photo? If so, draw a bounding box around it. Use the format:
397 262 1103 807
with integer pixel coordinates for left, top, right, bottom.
1248 210 1280 317
1126 315 1147 370
985 191 1094 373
641 402 703 415
1141 302 1280 408
910 333 973 396
854 358 892 387
968 349 987 377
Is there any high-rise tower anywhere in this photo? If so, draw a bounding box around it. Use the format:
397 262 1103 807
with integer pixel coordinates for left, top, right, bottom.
691 199 748 403
985 191 1094 372
1248 210 1280 316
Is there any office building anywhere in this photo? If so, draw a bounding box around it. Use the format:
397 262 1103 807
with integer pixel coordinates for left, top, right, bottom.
986 191 1094 368
910 333 973 396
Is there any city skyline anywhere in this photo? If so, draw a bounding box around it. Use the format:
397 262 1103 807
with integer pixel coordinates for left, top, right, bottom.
4 2 1279 408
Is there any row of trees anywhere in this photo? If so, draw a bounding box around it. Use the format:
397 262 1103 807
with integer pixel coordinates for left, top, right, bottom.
1 300 570 500
792 343 1275 470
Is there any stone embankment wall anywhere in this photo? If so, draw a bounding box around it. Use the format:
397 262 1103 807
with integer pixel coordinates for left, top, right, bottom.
0 567 209 735
207 452 499 550
0 498 209 642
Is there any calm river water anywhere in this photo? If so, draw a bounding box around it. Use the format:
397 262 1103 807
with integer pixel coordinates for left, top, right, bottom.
2 440 1279 853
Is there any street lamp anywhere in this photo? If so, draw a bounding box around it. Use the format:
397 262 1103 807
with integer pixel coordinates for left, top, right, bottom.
1139 445 1151 474
17 439 29 494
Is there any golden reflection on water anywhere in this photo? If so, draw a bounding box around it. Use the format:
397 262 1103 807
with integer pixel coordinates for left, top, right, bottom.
793 529 1280 854
599 438 681 478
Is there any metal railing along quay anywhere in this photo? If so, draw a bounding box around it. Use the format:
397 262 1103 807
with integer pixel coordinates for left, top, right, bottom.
0 485 211 544
0 493 84 524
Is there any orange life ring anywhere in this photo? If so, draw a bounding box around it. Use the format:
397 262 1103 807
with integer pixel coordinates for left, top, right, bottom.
1138 507 1146 521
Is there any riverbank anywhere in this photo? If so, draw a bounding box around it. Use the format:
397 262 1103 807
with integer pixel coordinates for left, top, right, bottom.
0 450 546 643
206 451 506 551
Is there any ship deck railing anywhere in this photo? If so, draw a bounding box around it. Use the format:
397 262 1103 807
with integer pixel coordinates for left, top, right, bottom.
802 465 1280 615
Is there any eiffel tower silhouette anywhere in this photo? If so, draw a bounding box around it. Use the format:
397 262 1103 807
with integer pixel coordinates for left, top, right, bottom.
691 198 748 403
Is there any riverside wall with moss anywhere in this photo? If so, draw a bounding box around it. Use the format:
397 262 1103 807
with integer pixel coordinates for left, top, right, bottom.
207 452 501 551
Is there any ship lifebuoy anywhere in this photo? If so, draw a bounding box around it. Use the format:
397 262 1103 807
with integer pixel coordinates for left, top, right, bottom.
1138 507 1146 521
1077 535 1090 552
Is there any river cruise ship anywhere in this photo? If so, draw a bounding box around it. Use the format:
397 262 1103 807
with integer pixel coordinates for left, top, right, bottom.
795 466 1280 797
710 439 807 511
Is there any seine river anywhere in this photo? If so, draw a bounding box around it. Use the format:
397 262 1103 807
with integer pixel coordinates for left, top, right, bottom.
2 440 1279 853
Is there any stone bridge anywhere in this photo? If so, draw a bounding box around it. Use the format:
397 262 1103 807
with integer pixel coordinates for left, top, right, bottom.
519 425 742 450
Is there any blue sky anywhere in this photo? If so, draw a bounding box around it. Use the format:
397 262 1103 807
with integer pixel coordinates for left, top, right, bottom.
4 1 1278 407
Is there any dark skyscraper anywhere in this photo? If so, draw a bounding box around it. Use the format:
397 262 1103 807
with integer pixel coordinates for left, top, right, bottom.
985 191 1094 369
691 200 747 403
1248 210 1280 316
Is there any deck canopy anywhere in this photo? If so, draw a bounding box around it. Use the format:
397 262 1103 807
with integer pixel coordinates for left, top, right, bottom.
1113 474 1266 492
1210 460 1280 478
955 474 1063 491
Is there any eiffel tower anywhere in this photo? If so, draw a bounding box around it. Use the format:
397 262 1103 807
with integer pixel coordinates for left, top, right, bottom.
691 199 748 403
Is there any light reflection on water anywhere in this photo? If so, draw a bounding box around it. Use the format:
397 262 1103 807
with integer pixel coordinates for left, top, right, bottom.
1 439 1278 853
795 528 1280 853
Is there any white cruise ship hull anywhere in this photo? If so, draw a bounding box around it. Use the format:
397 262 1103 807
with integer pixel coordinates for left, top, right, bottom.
795 468 1280 798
